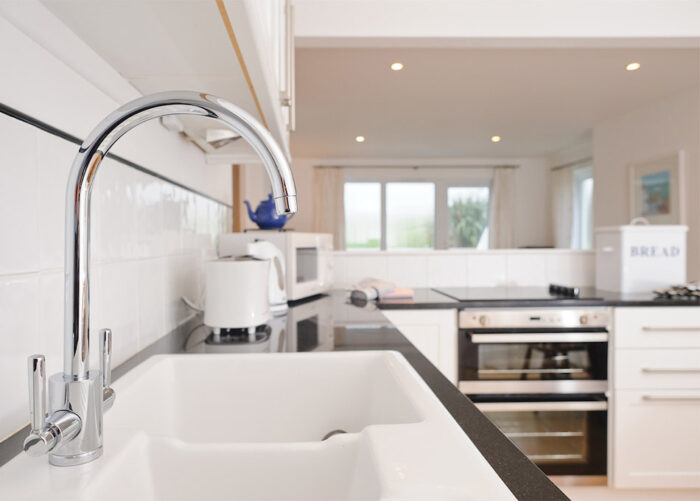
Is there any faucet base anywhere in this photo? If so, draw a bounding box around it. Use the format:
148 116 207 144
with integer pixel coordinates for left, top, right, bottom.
49 447 103 467
47 371 104 466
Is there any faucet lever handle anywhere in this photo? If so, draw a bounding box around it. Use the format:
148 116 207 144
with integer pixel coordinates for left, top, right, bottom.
100 328 112 388
27 355 47 433
100 328 116 412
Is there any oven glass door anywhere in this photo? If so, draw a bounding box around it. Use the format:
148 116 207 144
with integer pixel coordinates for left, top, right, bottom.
459 329 608 383
473 395 607 476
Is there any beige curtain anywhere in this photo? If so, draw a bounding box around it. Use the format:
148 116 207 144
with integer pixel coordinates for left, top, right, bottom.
551 167 574 248
312 167 345 249
489 167 516 248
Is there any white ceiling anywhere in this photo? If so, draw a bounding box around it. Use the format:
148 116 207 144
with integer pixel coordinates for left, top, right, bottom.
291 47 700 158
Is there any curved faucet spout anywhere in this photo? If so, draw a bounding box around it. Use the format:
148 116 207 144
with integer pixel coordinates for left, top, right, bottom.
64 91 297 379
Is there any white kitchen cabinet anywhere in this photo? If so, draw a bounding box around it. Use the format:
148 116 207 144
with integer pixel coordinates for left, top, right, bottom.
613 390 700 488
611 307 700 488
613 307 700 348
41 0 295 159
381 309 458 385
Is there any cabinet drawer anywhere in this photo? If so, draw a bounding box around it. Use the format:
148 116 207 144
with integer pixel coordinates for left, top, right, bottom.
614 307 700 349
613 390 700 488
615 349 700 390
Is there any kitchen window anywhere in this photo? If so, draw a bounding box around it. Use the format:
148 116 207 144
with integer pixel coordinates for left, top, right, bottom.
572 166 593 249
343 178 491 251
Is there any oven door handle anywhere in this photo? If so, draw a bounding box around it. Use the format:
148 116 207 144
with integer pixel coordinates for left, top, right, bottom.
474 400 608 412
469 332 609 344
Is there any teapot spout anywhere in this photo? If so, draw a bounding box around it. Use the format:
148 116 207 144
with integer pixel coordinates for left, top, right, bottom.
243 200 257 223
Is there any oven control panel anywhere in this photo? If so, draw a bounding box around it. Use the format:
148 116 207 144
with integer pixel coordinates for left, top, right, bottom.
459 308 610 329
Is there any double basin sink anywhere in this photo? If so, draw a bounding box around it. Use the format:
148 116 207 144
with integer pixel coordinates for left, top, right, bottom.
0 352 515 500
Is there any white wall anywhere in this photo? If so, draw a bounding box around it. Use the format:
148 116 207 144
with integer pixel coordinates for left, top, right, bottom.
333 249 594 288
241 156 553 248
0 10 231 441
593 88 700 279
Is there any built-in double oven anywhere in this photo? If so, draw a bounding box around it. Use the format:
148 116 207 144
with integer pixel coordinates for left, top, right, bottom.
458 308 609 480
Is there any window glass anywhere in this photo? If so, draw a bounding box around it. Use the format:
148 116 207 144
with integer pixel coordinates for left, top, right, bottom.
386 182 435 249
573 167 594 249
447 187 490 249
344 182 381 250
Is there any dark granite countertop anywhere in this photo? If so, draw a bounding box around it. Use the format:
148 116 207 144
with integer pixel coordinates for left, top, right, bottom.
376 286 700 309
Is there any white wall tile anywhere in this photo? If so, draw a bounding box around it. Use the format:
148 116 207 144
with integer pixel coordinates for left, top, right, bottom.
91 160 138 263
133 170 164 259
505 253 548 286
466 253 508 287
38 272 65 379
427 255 468 287
136 258 166 350
332 253 347 289
37 134 74 270
546 252 595 286
386 255 428 288
91 263 139 367
0 276 40 441
0 115 39 275
344 255 388 287
0 10 230 446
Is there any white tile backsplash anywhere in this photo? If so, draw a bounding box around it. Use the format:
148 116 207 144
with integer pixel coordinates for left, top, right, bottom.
427 254 468 287
36 133 74 270
505 254 548 287
0 276 40 441
334 250 595 289
466 253 508 287
0 8 231 448
0 115 39 275
386 254 429 288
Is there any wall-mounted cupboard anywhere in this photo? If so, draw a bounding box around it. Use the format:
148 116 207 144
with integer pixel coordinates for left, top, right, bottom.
41 0 295 161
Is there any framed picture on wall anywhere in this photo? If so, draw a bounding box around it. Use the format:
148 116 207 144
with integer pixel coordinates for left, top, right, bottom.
628 151 685 224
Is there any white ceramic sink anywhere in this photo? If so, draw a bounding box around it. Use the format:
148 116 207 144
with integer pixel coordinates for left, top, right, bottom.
0 352 516 500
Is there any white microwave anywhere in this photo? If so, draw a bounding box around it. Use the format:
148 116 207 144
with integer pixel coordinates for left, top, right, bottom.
218 231 334 301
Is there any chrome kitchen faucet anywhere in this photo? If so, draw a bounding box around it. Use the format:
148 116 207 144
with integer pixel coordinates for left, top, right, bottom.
23 91 297 466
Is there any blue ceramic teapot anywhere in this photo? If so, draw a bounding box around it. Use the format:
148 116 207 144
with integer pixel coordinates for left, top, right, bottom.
244 193 294 229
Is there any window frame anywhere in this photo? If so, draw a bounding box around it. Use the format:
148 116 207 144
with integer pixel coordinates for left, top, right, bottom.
343 168 493 251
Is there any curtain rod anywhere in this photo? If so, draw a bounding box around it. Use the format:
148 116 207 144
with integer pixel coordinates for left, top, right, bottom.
315 164 519 170
551 157 593 171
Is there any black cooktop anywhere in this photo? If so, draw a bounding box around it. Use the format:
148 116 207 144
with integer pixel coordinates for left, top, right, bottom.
433 286 604 302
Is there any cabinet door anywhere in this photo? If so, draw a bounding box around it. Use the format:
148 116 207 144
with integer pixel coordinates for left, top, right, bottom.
613 390 700 488
614 307 700 349
381 310 457 384
614 349 700 390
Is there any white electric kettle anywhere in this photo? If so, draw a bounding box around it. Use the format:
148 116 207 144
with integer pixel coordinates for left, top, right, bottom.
247 240 288 313
204 256 271 331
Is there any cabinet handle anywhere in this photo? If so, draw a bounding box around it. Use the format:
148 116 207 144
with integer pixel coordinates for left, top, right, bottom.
288 3 295 131
642 395 700 402
642 326 700 332
641 368 700 374
280 0 295 132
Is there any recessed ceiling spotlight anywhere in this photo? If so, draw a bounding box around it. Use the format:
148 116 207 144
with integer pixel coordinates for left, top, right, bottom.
491 135 501 143
355 135 366 143
626 62 641 71
390 62 404 71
